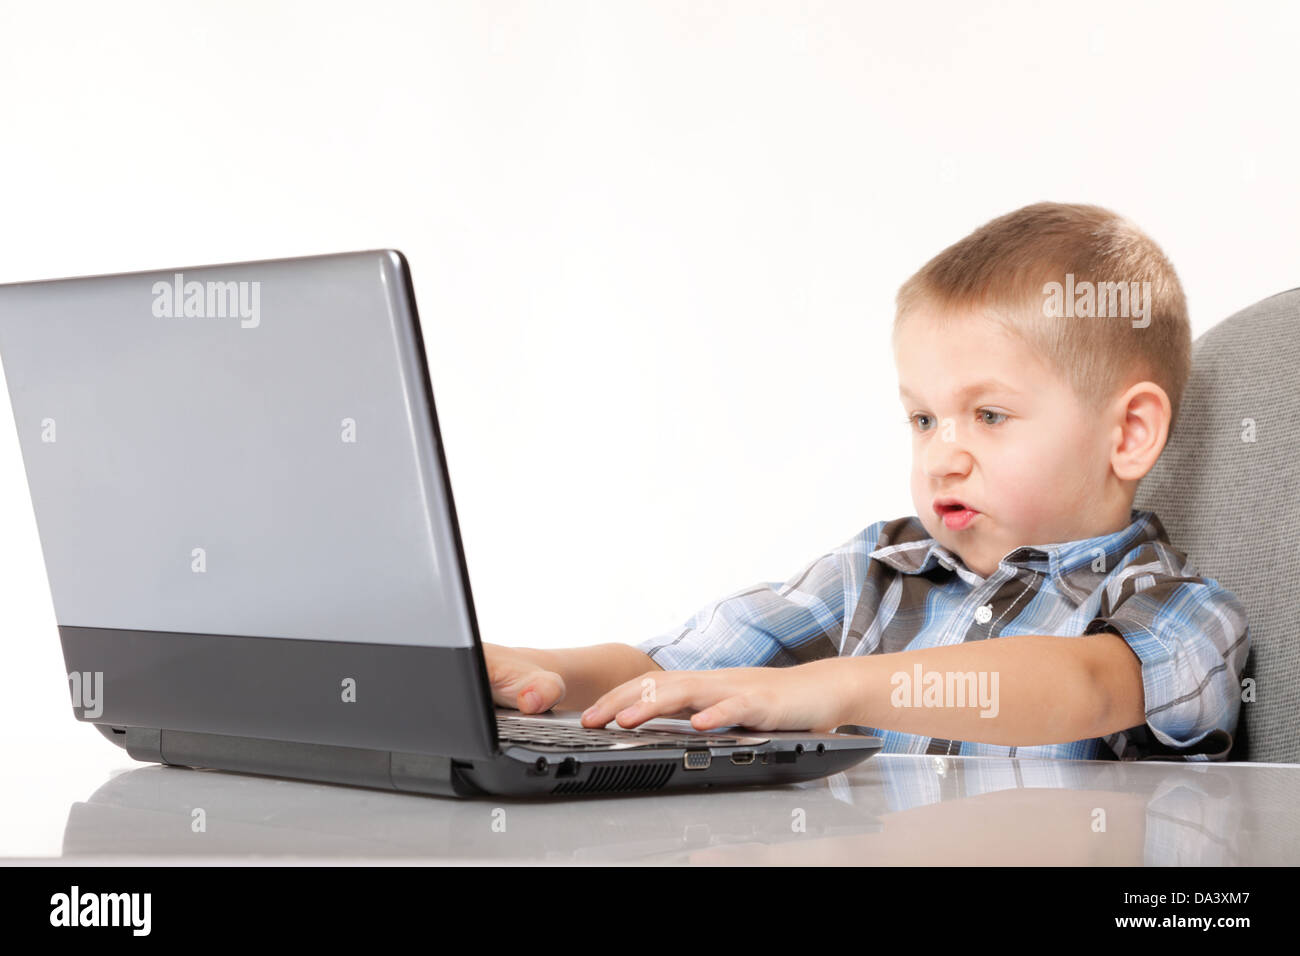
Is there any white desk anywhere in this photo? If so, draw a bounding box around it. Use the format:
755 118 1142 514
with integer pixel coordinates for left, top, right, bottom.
17 752 1299 865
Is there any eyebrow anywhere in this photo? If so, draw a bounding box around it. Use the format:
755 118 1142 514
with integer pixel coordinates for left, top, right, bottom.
898 379 1021 404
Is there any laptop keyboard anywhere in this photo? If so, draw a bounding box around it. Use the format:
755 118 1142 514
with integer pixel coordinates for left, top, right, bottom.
496 714 744 750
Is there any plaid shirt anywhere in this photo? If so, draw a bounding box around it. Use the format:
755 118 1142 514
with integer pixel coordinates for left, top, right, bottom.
636 509 1249 760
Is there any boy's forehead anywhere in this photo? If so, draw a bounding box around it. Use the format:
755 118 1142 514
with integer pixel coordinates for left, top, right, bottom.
898 377 1023 403
894 311 1046 402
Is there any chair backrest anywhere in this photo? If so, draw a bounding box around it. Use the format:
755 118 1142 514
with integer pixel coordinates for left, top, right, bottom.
1134 287 1300 763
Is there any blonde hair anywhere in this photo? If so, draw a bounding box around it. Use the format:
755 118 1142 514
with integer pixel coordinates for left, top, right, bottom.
893 202 1191 435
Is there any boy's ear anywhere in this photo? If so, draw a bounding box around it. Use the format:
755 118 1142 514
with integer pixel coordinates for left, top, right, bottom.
1110 380 1172 482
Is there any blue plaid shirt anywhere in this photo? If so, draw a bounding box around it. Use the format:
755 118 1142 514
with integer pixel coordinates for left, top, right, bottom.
636 509 1249 760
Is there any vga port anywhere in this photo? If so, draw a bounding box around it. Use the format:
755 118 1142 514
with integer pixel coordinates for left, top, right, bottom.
682 749 712 770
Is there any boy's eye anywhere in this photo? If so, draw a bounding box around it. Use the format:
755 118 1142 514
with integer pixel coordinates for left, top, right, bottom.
907 410 1006 431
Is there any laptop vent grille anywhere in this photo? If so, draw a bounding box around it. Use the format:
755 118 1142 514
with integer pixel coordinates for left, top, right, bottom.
551 760 675 795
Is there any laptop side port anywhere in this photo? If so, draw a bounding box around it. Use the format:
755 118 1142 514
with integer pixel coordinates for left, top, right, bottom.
683 750 711 770
729 751 755 765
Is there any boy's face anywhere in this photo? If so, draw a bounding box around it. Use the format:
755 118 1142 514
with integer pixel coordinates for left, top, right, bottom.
893 306 1128 579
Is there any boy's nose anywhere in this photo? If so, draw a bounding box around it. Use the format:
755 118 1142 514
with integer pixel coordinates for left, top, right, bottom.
923 426 973 477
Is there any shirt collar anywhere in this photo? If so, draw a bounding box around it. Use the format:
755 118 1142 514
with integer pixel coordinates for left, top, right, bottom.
868 508 1171 603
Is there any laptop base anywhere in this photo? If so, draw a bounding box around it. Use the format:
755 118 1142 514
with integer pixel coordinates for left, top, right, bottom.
97 722 880 799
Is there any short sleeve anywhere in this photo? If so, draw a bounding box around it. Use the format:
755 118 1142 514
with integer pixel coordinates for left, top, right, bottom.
1083 571 1249 761
634 523 884 671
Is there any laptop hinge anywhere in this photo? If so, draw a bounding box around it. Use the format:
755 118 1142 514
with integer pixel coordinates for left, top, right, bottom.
111 727 482 797
390 750 484 797
122 726 162 762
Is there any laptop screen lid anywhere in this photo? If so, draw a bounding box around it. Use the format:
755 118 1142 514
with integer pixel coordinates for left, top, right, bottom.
0 250 498 758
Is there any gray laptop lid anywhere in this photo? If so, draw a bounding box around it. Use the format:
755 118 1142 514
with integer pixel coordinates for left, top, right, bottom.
0 251 497 758
0 250 473 648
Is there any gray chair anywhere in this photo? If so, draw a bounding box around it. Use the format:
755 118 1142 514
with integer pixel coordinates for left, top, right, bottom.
1134 287 1300 763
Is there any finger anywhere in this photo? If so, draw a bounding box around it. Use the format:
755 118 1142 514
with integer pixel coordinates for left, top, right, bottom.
581 671 708 727
507 669 566 713
580 676 658 727
689 695 756 731
606 676 731 729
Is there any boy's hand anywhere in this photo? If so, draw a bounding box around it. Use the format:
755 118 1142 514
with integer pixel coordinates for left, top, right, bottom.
482 643 566 714
579 662 847 733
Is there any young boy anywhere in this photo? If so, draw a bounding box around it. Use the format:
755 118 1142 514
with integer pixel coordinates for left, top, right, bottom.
483 202 1249 761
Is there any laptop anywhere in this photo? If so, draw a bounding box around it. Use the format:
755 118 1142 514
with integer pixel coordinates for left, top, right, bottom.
0 250 882 798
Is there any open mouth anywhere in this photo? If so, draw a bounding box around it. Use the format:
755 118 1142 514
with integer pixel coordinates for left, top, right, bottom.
933 499 979 531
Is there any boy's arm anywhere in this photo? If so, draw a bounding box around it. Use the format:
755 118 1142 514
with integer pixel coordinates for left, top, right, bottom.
829 567 1248 751
508 643 662 713
496 522 883 714
820 632 1144 746
634 522 886 672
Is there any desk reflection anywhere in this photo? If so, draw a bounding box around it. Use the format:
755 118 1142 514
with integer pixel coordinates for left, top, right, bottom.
62 755 1300 865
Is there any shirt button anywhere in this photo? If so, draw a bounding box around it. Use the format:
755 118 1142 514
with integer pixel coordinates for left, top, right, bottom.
974 603 993 624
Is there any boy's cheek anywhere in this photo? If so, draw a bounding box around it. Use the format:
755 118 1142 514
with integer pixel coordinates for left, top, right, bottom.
999 464 1096 538
984 455 1057 522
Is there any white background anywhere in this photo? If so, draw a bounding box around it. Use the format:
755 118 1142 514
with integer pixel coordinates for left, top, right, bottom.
1 1 1298 854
